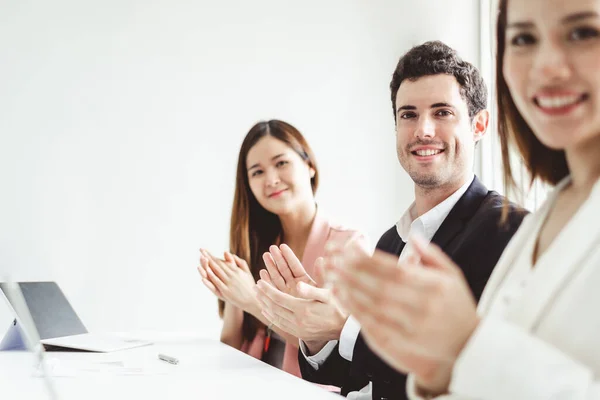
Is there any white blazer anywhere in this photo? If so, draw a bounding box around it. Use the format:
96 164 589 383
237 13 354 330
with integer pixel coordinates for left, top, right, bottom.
409 177 600 400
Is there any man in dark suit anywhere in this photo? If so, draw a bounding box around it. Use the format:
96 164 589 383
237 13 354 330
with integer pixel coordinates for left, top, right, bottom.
296 41 528 400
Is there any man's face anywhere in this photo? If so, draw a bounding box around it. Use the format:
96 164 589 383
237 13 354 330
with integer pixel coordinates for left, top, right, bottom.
395 74 483 189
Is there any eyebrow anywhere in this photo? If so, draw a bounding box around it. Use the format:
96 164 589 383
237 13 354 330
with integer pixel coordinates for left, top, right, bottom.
248 153 286 171
507 11 599 29
564 11 599 23
396 103 454 113
431 102 454 109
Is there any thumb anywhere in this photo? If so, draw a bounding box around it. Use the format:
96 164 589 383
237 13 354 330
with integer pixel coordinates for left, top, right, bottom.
231 254 251 272
410 234 460 275
297 281 329 303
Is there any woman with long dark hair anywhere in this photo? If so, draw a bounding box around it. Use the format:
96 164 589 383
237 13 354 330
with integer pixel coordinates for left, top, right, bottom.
326 0 600 398
198 119 362 377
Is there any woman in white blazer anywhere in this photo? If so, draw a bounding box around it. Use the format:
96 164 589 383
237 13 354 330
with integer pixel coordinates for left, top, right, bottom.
324 0 600 398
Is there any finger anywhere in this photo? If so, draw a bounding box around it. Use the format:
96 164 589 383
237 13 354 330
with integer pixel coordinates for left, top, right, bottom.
280 244 314 283
206 256 231 282
314 257 326 287
263 252 288 292
339 248 405 282
259 269 273 285
256 291 295 323
360 311 454 367
341 283 416 339
335 263 425 312
197 262 208 279
320 254 342 289
223 251 235 263
269 245 295 284
256 280 297 312
333 253 399 292
255 286 298 328
205 263 228 295
324 237 349 257
410 235 460 275
403 250 421 266
202 249 232 272
201 277 223 299
232 254 251 272
296 282 329 303
260 309 298 337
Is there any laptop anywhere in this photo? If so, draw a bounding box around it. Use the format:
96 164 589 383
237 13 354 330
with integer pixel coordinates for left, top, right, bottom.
1 279 59 400
0 281 152 352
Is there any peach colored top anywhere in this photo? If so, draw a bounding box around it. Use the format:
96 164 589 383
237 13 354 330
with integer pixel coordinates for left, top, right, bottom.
240 209 363 377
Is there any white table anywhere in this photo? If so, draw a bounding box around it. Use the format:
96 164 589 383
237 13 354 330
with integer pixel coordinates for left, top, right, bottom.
0 335 340 400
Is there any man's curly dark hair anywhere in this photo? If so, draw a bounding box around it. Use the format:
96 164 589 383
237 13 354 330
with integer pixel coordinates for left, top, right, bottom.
390 40 487 122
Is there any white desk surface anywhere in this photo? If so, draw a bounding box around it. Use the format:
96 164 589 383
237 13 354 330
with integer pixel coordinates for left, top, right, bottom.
0 334 340 400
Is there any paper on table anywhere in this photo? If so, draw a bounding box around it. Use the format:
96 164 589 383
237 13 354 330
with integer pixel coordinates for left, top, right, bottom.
34 358 170 377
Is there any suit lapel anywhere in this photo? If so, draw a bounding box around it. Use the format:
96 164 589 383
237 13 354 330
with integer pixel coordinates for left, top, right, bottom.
506 180 600 330
431 177 489 250
395 238 407 257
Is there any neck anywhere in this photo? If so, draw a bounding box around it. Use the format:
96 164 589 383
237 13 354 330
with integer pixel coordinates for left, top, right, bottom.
279 201 317 246
413 173 472 217
565 135 600 194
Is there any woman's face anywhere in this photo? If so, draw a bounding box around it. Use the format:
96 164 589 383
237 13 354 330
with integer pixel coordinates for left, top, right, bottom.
503 0 600 150
246 136 315 216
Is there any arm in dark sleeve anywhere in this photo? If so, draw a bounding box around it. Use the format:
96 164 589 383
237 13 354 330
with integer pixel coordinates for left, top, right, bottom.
299 226 402 390
297 343 351 387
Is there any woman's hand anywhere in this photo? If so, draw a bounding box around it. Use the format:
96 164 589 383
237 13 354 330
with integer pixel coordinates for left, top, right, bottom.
326 236 480 395
198 249 258 313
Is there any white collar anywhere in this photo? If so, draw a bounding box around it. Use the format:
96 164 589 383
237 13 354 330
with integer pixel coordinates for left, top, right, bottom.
396 174 475 243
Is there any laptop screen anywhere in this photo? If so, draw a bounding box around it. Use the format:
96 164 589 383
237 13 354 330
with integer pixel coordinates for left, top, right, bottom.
0 282 88 339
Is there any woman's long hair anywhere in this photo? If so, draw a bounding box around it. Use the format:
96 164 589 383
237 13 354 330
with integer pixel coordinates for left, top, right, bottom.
496 0 569 204
221 120 319 342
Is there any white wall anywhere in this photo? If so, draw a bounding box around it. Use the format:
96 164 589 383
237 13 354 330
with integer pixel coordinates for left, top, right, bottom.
0 0 480 338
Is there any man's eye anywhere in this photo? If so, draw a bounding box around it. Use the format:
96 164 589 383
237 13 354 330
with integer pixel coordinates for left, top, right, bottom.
569 27 600 41
510 33 536 47
436 110 452 117
400 112 416 119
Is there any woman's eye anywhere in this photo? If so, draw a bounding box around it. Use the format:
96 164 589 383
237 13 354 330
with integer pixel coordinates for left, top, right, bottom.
569 27 599 41
276 160 288 167
510 33 536 47
251 170 263 177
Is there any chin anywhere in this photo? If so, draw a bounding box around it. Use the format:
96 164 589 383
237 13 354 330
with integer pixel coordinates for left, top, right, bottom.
410 174 443 188
263 203 293 217
534 130 583 151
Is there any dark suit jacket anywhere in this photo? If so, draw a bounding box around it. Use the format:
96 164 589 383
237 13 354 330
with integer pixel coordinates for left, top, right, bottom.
298 177 528 400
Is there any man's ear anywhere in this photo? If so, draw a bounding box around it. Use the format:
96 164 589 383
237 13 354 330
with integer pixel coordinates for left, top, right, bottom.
472 109 489 144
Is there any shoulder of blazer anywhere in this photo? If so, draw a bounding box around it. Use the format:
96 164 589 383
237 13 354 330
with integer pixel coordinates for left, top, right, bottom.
375 225 404 256
468 190 530 235
431 177 528 249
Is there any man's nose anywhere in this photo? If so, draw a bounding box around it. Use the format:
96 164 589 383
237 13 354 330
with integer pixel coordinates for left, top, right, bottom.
415 117 435 139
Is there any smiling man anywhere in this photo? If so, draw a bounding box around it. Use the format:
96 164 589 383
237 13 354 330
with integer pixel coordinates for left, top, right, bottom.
297 41 529 400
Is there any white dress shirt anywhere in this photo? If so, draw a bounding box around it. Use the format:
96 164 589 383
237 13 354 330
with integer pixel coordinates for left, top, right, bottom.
300 174 475 399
